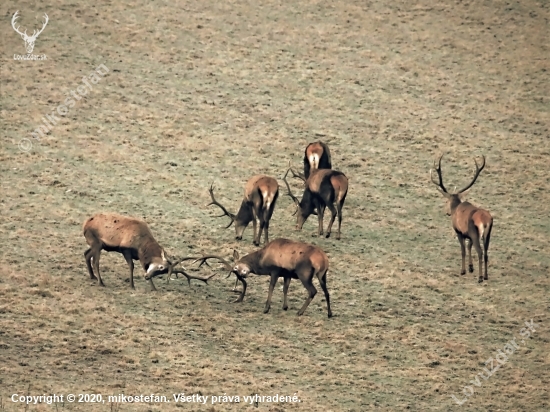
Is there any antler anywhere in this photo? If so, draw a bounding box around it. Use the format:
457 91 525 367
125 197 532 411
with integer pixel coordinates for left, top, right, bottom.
456 155 486 194
170 268 217 286
192 255 233 272
165 256 194 284
166 256 217 286
31 13 49 39
11 11 48 39
283 168 300 207
11 11 27 38
430 154 449 195
207 184 236 228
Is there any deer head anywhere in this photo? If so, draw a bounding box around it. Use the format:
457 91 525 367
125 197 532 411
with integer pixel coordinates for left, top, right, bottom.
12 11 49 54
430 154 486 215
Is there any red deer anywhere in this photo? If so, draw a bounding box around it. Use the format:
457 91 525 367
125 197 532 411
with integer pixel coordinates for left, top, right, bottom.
83 213 214 291
195 238 332 318
304 141 332 180
284 167 348 239
430 155 493 282
208 175 279 246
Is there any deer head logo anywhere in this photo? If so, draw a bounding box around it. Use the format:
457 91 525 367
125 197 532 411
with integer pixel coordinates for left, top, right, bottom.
11 11 49 54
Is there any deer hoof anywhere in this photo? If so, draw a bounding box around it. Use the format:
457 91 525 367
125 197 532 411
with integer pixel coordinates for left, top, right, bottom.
263 307 270 314
325 232 331 238
469 264 474 273
253 241 260 247
484 276 488 280
460 270 466 276
478 277 483 283
283 305 288 311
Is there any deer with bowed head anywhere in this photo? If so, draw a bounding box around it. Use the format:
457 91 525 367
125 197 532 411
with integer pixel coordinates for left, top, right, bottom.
83 213 215 291
207 175 279 246
430 154 493 283
194 238 333 318
284 167 348 240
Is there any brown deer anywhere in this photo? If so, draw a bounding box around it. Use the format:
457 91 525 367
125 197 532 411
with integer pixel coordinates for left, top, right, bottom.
430 155 493 283
208 175 279 246
83 213 215 291
284 167 348 239
304 141 332 180
194 238 332 318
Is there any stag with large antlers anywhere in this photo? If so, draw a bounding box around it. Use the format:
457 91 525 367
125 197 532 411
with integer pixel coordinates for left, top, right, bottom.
83 213 215 291
195 238 332 318
284 167 348 239
11 11 49 54
208 175 279 246
430 155 493 283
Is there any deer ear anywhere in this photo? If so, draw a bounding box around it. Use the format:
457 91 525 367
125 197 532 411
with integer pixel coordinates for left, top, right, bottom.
161 249 170 264
233 250 240 262
458 189 470 199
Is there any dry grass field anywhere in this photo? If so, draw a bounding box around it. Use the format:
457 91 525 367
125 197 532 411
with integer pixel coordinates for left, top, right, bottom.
1 0 549 410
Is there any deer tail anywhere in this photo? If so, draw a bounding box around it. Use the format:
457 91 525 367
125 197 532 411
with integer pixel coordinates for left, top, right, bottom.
309 153 320 169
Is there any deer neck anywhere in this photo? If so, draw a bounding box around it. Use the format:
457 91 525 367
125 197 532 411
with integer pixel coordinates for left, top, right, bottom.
236 200 254 226
240 250 264 274
300 189 316 216
449 195 463 215
137 239 163 269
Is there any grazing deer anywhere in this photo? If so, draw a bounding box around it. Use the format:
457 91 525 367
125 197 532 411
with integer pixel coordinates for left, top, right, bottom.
304 141 332 180
11 11 49 54
284 167 348 239
430 155 493 283
83 213 214 291
195 238 332 318
208 175 279 246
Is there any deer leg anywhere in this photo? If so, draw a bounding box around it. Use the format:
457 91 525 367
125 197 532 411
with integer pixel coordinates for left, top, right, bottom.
483 230 491 281
257 219 266 247
473 239 483 283
264 273 279 314
467 239 474 273
325 203 338 239
233 275 247 303
262 209 271 245
282 276 291 310
91 248 105 286
317 271 332 318
122 251 135 289
336 201 343 240
297 269 318 316
315 200 326 236
456 233 466 275
252 214 260 246
84 248 97 280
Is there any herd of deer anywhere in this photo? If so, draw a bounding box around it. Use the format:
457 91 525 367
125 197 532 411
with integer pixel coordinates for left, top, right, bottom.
82 142 493 318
